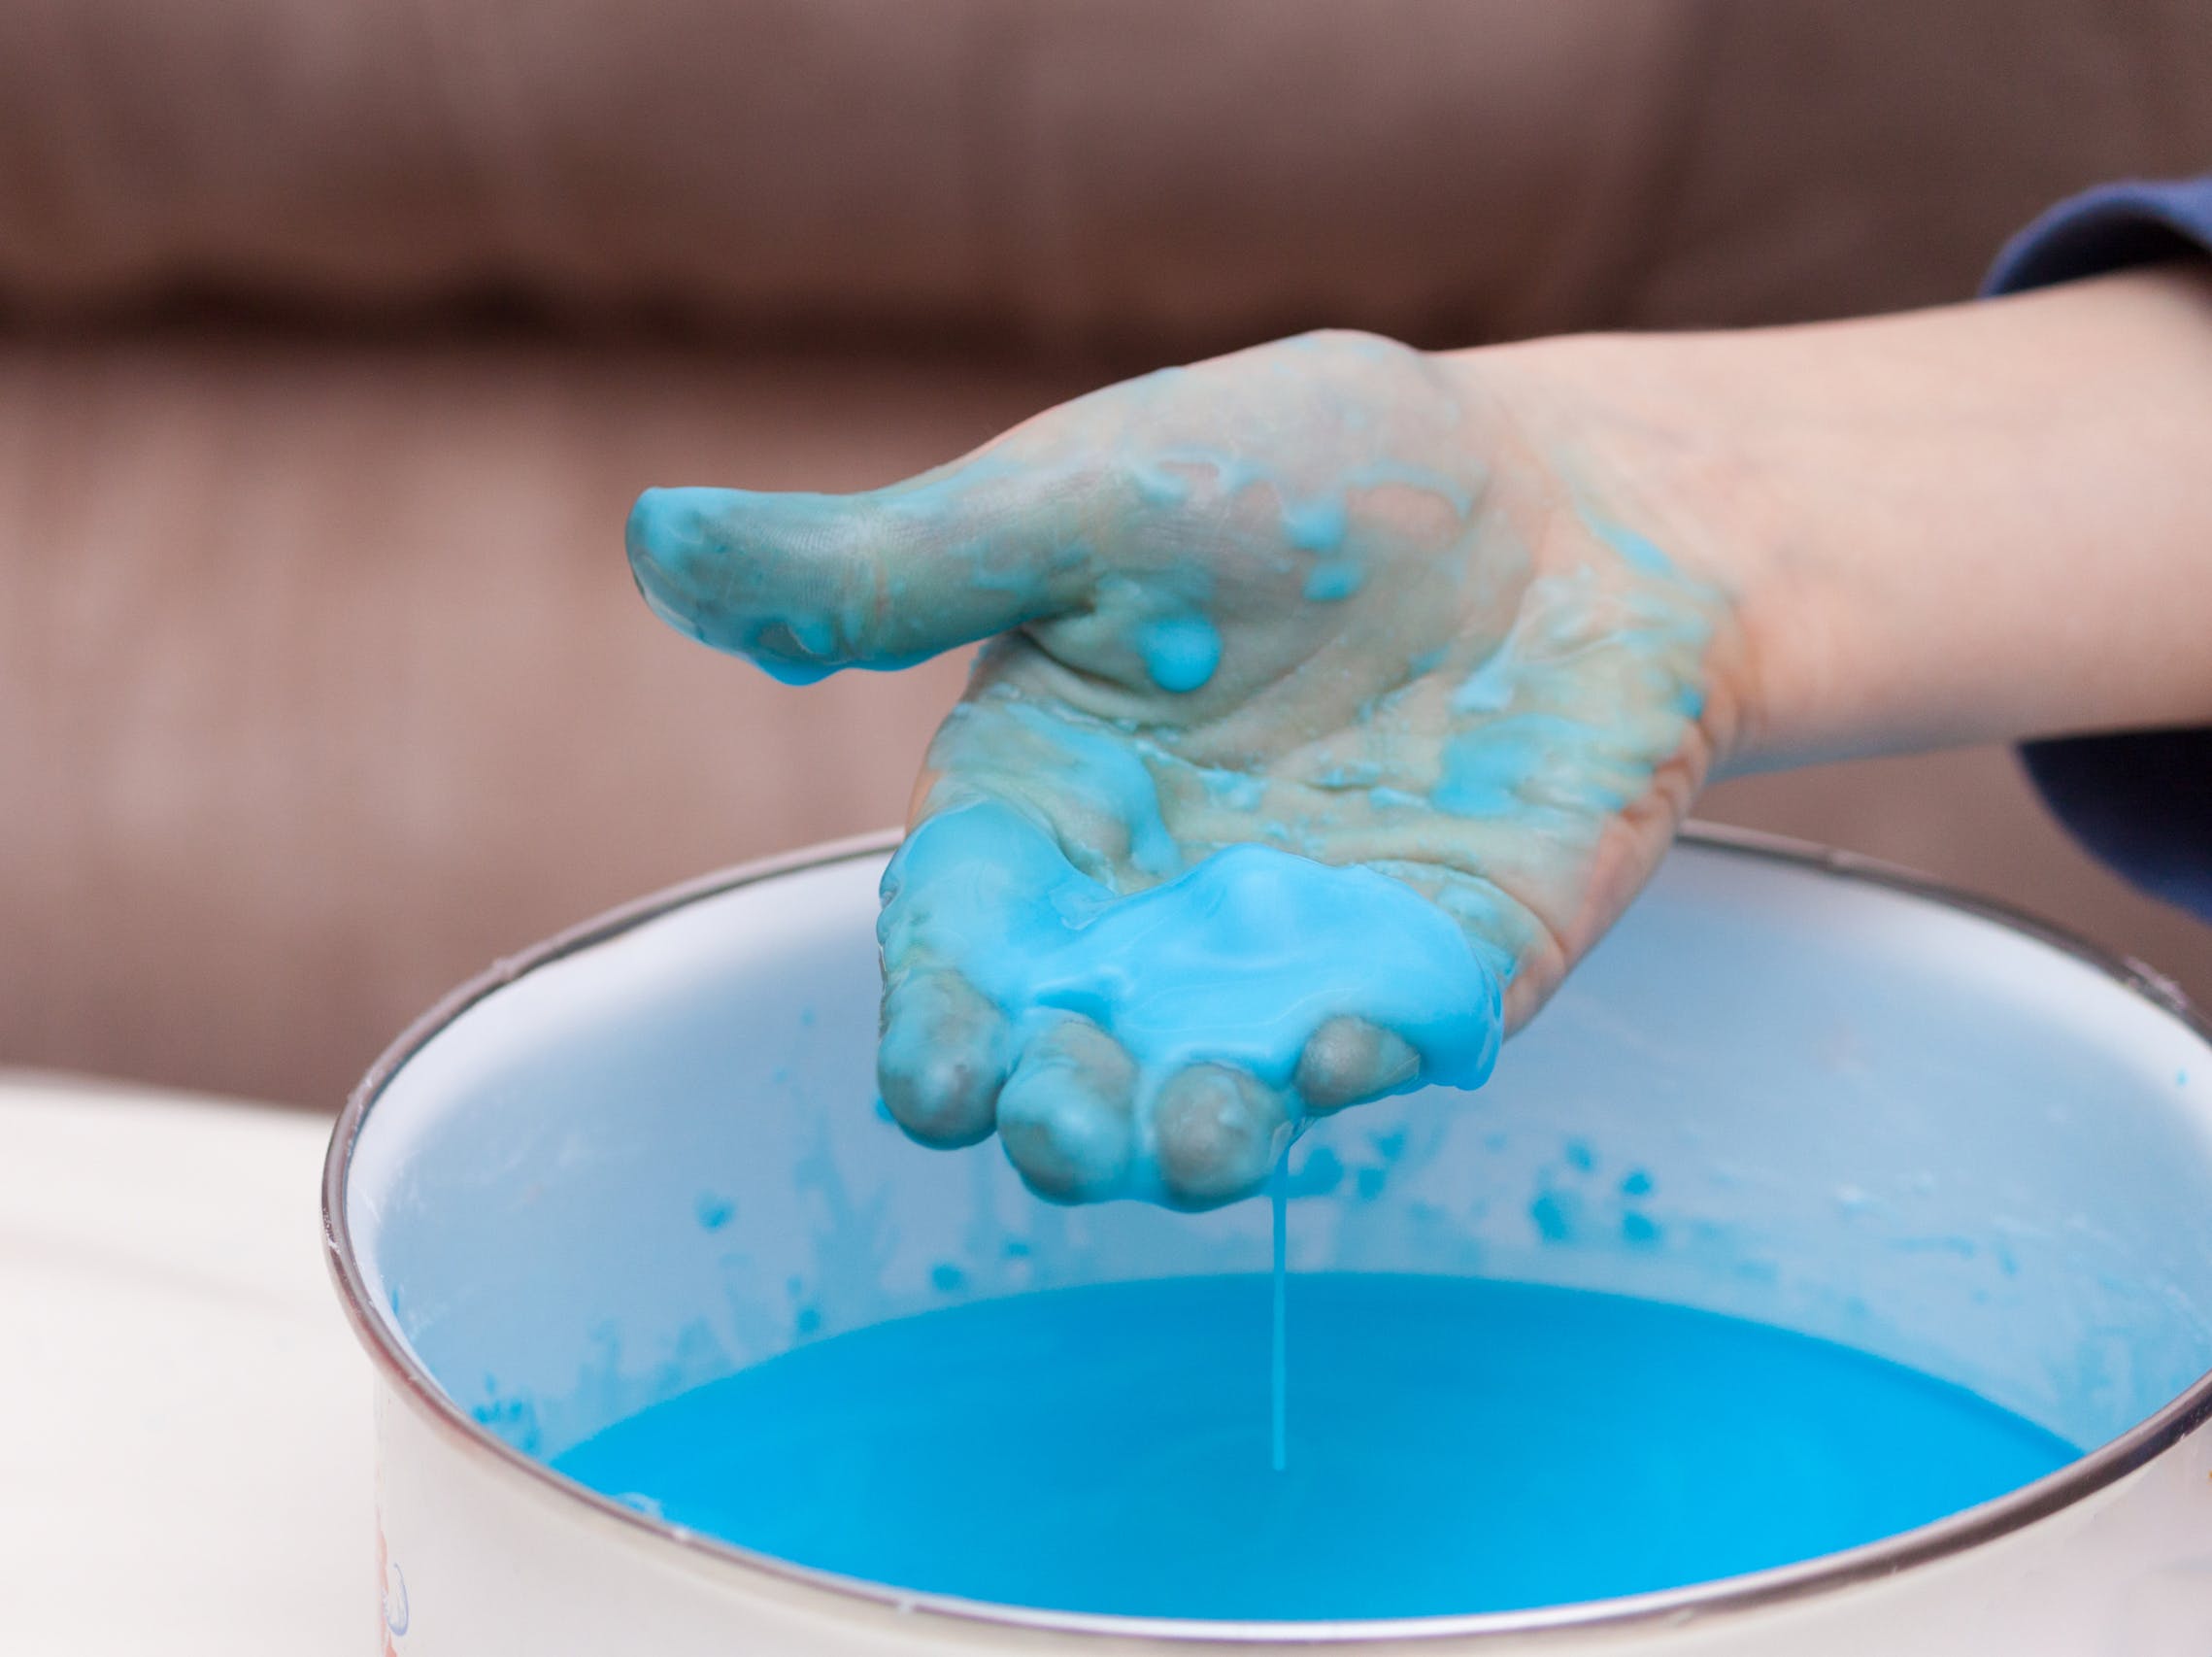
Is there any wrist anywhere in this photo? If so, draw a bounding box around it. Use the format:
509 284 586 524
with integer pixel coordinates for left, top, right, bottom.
1442 329 1791 780
1456 266 2212 777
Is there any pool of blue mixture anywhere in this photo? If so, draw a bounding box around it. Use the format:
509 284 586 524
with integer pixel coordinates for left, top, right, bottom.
553 1270 2075 1621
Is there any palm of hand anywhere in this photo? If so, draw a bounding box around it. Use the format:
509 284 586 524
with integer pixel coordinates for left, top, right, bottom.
628 333 1730 1207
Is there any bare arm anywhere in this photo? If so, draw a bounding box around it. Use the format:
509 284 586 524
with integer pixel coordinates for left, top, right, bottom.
1477 264 2212 772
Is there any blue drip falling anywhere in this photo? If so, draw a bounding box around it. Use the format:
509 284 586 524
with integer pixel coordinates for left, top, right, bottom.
1270 1154 1289 1474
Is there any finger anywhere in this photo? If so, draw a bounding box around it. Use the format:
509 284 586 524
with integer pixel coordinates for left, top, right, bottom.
876 966 1010 1148
1152 1064 1293 1210
994 1015 1139 1203
914 693 1182 883
1293 1015 1422 1114
625 457 1096 683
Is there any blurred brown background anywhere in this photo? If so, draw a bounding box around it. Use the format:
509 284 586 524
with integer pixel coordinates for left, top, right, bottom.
4 0 2208 1109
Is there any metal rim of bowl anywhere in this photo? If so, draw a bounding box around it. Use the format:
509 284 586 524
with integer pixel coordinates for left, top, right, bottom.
322 823 2212 1647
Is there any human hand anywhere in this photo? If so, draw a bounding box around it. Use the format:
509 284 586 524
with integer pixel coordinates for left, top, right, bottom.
627 331 1745 1207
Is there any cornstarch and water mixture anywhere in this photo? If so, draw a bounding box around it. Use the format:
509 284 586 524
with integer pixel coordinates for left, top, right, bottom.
553 1219 2074 1620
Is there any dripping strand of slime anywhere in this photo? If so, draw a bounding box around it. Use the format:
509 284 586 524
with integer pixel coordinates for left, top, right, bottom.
1271 1154 1289 1474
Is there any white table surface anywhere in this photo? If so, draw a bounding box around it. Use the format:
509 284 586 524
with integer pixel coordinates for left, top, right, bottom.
0 1071 369 1655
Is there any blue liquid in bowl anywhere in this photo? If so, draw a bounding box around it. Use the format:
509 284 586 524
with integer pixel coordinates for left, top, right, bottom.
553 1274 2075 1621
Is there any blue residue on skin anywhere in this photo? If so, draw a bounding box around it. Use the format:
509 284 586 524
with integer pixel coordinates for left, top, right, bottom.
930 1263 969 1293
1449 648 1518 716
1133 613 1225 694
1434 721 1548 817
1202 769 1267 811
1437 715 1637 820
1621 1168 1656 1198
1584 512 1678 580
1316 762 1383 790
1564 1138 1596 1173
1303 560 1364 601
1621 1211 1664 1249
1281 494 1350 553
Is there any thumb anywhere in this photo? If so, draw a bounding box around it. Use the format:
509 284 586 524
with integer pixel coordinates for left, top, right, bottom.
625 454 1098 685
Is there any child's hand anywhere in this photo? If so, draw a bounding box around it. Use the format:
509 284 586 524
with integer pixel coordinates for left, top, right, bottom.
627 331 1743 1206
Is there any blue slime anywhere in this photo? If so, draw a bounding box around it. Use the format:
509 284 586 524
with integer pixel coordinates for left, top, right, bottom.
553 1273 2077 1622
878 800 1501 1205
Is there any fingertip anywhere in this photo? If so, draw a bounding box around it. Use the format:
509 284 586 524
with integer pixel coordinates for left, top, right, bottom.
1153 1065 1290 1209
877 970 1009 1148
1294 1016 1422 1114
625 485 861 683
624 485 685 556
625 486 731 639
995 1017 1137 1203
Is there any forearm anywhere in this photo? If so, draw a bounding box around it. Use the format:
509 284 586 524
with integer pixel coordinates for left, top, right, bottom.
1468 264 2212 773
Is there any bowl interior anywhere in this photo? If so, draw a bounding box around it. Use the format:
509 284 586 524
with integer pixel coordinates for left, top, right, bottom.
345 837 2212 1470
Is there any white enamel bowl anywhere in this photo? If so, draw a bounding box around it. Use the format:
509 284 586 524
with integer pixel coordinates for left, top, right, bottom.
326 828 2212 1655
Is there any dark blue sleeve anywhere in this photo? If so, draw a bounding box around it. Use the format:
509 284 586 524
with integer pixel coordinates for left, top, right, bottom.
1982 178 2212 923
